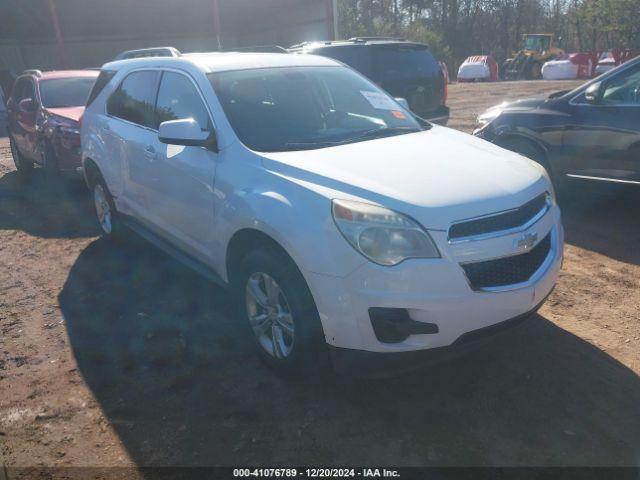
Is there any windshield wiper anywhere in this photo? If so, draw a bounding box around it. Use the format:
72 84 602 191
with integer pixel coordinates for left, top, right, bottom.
340 126 422 144
284 126 422 150
282 140 339 150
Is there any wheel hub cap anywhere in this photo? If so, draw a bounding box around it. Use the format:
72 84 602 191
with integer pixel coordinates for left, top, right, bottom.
245 272 295 359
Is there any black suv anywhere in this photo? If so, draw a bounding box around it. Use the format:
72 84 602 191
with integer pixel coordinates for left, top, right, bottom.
289 38 449 125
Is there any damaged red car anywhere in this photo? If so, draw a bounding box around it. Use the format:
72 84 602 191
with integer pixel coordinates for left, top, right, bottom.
6 69 98 178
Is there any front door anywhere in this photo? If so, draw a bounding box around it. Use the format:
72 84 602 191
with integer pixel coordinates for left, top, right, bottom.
8 78 38 161
563 63 640 184
146 70 217 261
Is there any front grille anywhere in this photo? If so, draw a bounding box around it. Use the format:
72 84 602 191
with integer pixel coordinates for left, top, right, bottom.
462 233 551 290
449 193 548 241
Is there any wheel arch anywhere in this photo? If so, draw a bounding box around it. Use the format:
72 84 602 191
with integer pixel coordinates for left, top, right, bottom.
83 157 101 188
225 228 299 288
494 132 553 172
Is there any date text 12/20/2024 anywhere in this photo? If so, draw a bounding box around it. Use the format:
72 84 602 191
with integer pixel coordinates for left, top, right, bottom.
233 469 401 478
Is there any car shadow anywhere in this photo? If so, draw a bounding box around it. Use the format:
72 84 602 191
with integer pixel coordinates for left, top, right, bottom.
59 237 640 467
0 169 99 238
561 184 640 266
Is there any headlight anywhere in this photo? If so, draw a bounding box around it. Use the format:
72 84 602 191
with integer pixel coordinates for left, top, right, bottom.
57 125 80 135
332 199 440 266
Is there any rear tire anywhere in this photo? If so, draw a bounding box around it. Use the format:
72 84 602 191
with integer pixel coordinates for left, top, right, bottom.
529 61 542 80
9 135 33 178
237 246 326 376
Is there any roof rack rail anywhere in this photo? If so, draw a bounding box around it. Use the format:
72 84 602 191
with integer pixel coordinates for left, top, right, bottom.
348 36 407 42
225 45 288 54
114 47 181 61
23 69 43 77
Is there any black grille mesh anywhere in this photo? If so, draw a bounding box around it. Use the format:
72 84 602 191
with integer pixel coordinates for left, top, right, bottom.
449 193 548 240
462 233 551 289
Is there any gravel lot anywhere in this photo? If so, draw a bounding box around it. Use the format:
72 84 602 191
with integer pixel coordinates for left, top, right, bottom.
1 80 639 472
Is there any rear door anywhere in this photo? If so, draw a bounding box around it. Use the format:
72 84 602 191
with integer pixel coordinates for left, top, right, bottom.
105 69 160 218
563 63 640 183
146 70 217 260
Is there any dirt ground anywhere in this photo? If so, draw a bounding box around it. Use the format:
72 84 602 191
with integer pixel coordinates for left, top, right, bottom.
1 80 639 473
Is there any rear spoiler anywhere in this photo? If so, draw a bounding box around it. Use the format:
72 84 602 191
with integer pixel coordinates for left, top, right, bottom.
114 47 181 60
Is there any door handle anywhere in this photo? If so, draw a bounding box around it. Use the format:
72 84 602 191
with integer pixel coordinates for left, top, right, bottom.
144 145 156 160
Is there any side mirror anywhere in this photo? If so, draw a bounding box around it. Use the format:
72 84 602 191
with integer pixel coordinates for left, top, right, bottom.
395 97 410 110
18 98 36 113
158 118 216 150
584 82 602 104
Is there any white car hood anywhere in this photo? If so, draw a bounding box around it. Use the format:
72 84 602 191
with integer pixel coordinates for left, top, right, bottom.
259 126 548 230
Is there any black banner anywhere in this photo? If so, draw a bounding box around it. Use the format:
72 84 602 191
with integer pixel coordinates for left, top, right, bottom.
2 467 639 480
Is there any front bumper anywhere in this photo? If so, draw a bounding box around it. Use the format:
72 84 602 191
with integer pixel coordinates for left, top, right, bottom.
329 296 547 377
305 204 563 366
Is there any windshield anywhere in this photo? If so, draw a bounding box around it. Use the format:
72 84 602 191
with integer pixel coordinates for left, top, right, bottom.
39 77 96 108
523 36 550 52
208 66 423 152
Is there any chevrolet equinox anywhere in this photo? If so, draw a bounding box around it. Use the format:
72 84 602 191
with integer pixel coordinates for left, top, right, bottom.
81 50 563 376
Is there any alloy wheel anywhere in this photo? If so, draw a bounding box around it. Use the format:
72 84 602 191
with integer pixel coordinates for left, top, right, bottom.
245 272 295 359
93 183 112 235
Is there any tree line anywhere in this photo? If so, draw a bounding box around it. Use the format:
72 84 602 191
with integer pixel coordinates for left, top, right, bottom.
337 0 640 68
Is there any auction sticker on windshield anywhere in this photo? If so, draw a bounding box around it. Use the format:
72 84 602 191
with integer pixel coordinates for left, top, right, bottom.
361 90 398 110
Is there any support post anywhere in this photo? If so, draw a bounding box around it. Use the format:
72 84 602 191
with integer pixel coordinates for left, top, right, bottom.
47 0 68 68
212 0 222 50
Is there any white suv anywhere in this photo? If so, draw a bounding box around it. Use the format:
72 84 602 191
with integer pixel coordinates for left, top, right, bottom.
81 51 563 376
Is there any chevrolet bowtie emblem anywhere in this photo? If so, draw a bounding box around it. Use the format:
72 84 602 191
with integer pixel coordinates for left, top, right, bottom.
515 232 538 250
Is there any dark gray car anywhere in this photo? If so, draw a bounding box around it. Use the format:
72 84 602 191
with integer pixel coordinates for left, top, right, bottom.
475 56 640 190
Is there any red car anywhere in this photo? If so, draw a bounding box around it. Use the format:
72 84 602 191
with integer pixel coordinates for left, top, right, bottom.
6 69 98 178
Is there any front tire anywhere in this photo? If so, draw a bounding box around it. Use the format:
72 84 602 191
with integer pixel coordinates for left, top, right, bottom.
90 172 124 239
41 141 60 179
9 135 33 178
238 246 325 375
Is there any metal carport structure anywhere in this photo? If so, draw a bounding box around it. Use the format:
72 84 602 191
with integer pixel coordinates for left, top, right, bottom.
0 0 337 70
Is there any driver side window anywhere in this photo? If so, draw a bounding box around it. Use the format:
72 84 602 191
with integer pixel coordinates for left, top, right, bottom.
601 66 640 106
12 78 35 103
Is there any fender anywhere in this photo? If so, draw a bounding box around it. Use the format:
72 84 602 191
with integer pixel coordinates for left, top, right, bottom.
492 124 550 157
210 168 366 283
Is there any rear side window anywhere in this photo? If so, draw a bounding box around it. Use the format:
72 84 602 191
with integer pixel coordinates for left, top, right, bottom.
86 70 115 107
155 71 212 130
313 46 373 77
371 45 440 81
107 70 159 129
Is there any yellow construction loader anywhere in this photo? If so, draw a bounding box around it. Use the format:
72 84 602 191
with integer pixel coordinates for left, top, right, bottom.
502 34 565 80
